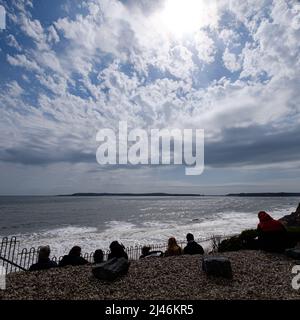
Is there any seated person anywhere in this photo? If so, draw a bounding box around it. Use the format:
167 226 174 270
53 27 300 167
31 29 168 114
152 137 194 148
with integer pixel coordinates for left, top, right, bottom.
139 246 163 259
29 246 57 271
257 211 288 253
108 241 128 260
183 233 204 255
165 237 182 256
59 246 89 267
93 249 104 264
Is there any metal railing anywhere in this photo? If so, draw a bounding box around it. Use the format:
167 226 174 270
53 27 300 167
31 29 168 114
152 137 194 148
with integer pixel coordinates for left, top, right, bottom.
0 234 232 274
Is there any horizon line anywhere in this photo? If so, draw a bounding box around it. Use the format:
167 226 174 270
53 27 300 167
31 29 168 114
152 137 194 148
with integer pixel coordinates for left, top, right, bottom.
1 192 300 197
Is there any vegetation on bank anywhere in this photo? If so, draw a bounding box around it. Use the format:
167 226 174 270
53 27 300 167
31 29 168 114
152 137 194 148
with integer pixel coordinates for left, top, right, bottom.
215 227 300 252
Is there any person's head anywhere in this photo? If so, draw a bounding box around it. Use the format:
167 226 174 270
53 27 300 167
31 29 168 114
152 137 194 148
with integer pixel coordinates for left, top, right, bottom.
168 237 178 248
141 246 151 256
69 246 82 257
93 249 104 263
109 241 120 250
109 241 124 254
186 233 194 242
258 211 272 222
38 246 50 260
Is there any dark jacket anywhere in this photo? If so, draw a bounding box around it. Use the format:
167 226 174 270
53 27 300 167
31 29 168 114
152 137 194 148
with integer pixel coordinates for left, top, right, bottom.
108 242 128 260
183 241 204 255
108 250 128 261
29 258 57 271
58 255 89 267
257 211 288 252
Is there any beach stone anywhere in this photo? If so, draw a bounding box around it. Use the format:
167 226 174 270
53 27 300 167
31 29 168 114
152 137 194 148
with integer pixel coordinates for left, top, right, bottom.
92 257 130 281
202 257 233 278
285 248 300 260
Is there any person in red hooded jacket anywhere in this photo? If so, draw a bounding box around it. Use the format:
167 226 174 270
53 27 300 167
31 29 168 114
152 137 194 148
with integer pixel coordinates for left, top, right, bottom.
257 211 288 252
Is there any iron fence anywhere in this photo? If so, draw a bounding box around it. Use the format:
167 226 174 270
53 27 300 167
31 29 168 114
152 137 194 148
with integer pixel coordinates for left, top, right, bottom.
0 234 233 274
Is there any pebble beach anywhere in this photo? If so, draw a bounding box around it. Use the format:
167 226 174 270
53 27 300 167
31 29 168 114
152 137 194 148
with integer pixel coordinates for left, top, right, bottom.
1 250 300 300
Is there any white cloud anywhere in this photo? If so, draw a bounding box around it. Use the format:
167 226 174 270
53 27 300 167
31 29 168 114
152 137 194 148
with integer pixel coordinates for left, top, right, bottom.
36 74 68 96
19 13 45 45
219 29 240 48
229 0 300 81
165 45 195 81
222 48 241 72
6 35 22 51
47 25 60 44
7 53 41 72
1 0 300 191
7 81 24 97
194 30 216 64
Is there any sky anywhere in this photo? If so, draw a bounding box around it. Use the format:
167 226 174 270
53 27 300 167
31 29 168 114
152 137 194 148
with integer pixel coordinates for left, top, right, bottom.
0 0 300 195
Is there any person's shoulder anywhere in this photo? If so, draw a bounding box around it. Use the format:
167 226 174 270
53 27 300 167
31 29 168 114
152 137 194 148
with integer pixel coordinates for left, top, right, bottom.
29 263 38 271
178 246 183 254
195 242 204 250
60 255 69 262
79 256 89 264
49 260 58 267
123 252 129 259
58 255 68 266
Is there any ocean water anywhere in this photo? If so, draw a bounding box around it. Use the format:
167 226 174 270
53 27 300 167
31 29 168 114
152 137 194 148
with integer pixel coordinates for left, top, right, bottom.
0 196 299 256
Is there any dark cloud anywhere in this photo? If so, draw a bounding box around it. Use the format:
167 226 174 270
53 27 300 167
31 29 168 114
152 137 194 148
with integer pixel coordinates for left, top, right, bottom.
0 148 95 165
1 124 300 170
205 125 300 167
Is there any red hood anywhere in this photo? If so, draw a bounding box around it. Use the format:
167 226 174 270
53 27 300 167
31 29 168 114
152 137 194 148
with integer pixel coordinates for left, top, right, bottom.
258 211 284 232
258 211 273 223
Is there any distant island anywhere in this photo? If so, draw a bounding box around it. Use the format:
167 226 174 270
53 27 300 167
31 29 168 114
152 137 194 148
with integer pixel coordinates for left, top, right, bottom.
56 192 300 197
57 193 203 197
226 193 300 197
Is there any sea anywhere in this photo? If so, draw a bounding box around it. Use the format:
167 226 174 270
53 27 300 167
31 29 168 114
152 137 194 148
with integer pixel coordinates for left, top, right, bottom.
0 196 299 256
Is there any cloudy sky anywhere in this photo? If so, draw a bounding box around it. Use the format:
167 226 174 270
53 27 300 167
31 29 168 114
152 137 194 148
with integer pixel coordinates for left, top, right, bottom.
0 0 300 195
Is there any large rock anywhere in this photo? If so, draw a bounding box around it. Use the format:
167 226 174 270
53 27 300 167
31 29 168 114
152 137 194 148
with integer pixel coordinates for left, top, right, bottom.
280 203 300 227
92 257 130 281
285 248 300 260
202 257 233 279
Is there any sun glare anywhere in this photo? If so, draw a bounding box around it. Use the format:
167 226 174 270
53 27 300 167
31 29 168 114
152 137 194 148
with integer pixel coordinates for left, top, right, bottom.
159 0 217 37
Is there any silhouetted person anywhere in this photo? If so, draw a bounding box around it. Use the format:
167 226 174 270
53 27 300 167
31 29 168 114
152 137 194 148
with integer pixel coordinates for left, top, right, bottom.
93 249 104 264
108 241 128 260
29 246 57 271
140 245 151 258
139 246 163 259
59 246 89 267
165 237 182 256
183 233 204 255
257 211 288 253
